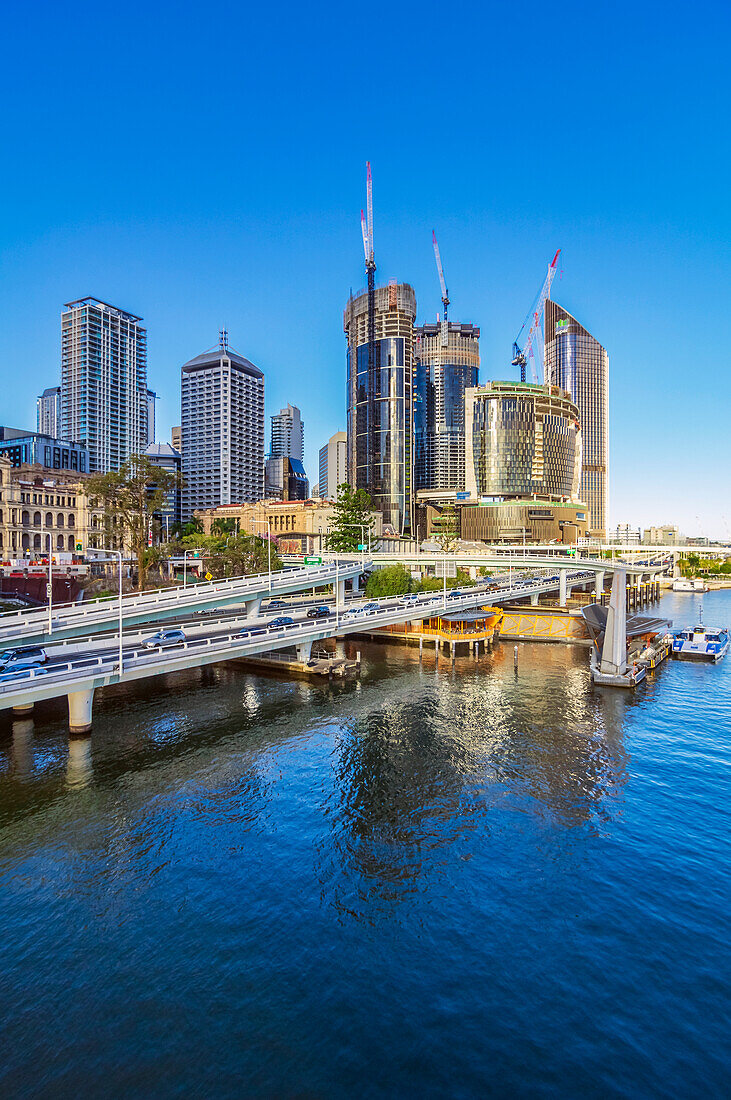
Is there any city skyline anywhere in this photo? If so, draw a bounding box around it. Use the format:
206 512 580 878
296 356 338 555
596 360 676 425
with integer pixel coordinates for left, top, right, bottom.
0 1 728 538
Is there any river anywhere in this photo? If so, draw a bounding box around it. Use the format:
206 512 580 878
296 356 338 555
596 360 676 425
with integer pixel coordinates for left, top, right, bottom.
0 590 729 1097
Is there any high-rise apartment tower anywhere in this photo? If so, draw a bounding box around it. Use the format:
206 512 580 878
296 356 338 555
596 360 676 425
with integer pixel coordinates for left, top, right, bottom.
37 386 61 438
270 404 304 461
180 333 265 520
318 431 347 500
414 322 480 492
544 301 608 539
345 282 417 535
61 298 149 472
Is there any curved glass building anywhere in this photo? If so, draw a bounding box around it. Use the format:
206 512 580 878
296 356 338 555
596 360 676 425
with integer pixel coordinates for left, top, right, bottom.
344 283 416 535
544 301 608 539
413 322 480 493
465 381 582 501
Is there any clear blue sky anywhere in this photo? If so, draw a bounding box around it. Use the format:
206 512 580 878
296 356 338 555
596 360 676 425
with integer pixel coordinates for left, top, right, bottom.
1 0 729 538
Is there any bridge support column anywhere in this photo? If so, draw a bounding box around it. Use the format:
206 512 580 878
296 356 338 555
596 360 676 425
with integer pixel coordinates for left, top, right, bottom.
333 578 346 606
68 688 94 735
559 569 568 607
296 641 312 664
12 703 34 716
245 598 262 620
595 571 605 598
530 591 539 607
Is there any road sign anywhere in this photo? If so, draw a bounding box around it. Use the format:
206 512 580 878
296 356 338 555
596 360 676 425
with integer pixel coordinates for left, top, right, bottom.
357 544 366 551
75 542 83 552
304 556 322 565
204 571 213 581
46 583 52 596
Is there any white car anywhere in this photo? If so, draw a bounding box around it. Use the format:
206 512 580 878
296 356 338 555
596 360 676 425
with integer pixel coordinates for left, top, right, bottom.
0 663 50 682
144 629 187 649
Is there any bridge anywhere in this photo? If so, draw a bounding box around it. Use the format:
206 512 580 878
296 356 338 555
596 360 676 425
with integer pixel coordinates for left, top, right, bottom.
0 560 365 648
0 566 599 733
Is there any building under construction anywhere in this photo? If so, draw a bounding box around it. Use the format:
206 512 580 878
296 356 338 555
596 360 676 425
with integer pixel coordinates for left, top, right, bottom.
414 321 480 493
344 281 417 536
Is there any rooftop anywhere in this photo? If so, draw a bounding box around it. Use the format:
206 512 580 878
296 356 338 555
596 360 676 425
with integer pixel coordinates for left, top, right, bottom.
182 343 263 378
63 298 143 323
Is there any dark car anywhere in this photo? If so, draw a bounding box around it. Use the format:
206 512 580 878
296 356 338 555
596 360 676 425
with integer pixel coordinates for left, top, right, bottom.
306 605 331 619
269 616 295 628
0 645 48 672
266 599 287 609
447 589 464 599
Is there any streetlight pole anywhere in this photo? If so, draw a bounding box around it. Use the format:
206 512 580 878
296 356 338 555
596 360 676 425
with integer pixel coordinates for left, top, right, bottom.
47 532 53 637
96 547 123 674
183 547 204 587
250 518 272 591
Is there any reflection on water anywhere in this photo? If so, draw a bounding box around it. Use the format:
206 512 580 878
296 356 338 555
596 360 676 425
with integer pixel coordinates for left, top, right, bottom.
0 591 729 1097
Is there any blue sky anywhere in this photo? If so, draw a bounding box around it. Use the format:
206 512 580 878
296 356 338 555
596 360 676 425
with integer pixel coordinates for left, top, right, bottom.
1 0 729 538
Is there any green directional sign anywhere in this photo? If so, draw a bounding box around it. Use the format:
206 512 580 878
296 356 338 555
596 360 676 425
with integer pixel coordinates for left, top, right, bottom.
357 544 366 551
304 556 322 565
75 542 83 552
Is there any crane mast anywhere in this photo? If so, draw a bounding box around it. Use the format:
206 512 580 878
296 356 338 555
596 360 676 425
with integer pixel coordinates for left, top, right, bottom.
363 163 377 481
512 249 561 383
432 230 450 347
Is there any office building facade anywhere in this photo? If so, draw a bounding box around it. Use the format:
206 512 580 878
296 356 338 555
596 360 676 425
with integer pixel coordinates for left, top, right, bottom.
318 431 347 500
60 297 149 473
270 404 304 461
544 300 608 539
465 381 582 501
180 337 265 519
37 386 61 437
344 282 417 535
0 426 89 474
146 389 157 445
264 455 309 501
144 442 182 529
413 322 480 492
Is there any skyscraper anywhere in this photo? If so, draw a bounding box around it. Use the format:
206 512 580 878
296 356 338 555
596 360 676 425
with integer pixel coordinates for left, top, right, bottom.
544 301 609 539
180 333 264 519
60 297 149 472
37 386 61 437
344 281 417 535
270 404 304 461
318 431 347 500
413 322 480 492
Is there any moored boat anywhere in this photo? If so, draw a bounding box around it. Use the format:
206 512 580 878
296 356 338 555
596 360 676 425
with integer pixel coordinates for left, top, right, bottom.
671 618 729 663
672 578 708 592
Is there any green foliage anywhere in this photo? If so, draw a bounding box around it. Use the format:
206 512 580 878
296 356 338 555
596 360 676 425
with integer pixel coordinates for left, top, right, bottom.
326 483 375 552
211 518 237 535
365 564 412 597
178 533 283 580
431 501 459 551
88 454 180 590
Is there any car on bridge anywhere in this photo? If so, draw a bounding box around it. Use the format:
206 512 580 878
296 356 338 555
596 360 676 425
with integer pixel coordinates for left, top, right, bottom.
268 617 296 629
0 662 50 682
306 606 332 619
144 629 187 649
0 645 47 672
266 599 288 610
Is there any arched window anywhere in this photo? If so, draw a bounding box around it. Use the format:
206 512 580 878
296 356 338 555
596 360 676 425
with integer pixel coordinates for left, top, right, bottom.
67 535 75 551
21 533 30 550
57 514 64 527
45 512 53 528
57 534 64 550
68 514 75 528
92 516 98 529
33 534 41 550
33 511 41 526
22 511 30 526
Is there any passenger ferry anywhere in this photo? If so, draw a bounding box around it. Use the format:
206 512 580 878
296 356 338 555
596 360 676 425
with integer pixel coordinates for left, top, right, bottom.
672 615 729 663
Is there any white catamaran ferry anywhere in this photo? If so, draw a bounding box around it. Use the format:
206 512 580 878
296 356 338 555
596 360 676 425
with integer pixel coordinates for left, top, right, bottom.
672 613 729 663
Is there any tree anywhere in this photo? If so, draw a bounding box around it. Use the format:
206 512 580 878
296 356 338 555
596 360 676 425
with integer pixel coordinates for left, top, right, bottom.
431 500 459 551
179 532 283 580
211 517 237 536
365 563 412 597
88 454 180 590
326 483 376 552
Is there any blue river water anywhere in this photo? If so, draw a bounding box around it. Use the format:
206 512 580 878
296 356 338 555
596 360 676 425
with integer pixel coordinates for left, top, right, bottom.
0 590 729 1098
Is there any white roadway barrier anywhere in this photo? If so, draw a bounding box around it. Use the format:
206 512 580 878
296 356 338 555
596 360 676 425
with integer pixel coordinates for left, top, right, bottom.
0 560 368 645
0 571 595 712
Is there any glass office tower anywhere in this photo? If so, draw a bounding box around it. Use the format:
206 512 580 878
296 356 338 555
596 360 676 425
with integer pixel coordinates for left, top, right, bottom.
344 282 416 535
544 301 608 539
465 381 582 500
413 322 480 492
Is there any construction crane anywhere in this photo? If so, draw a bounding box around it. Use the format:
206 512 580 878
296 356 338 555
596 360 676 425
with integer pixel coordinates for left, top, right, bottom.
432 230 449 347
360 163 377 474
512 249 561 383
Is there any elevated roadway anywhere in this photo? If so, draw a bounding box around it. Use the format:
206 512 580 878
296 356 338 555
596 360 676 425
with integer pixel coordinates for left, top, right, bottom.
0 569 597 731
